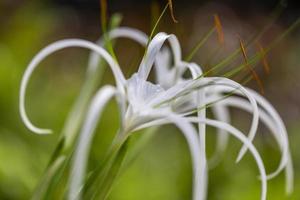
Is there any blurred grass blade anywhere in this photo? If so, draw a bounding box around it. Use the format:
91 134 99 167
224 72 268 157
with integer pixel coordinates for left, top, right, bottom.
84 139 130 200
31 156 65 200
121 127 158 171
185 26 215 62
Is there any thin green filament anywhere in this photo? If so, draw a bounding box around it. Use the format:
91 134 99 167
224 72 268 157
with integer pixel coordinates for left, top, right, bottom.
185 27 216 62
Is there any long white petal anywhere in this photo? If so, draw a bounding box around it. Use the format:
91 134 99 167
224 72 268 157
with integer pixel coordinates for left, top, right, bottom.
134 115 267 200
187 117 267 200
204 78 259 163
151 77 259 163
164 61 248 170
20 39 125 134
163 115 205 200
69 85 116 200
211 87 293 193
285 155 294 194
215 97 288 177
88 27 148 73
154 47 175 87
138 33 182 80
241 88 291 185
209 100 230 168
188 63 207 200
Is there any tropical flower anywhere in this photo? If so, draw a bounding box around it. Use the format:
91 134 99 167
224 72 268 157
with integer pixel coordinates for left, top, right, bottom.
19 27 293 200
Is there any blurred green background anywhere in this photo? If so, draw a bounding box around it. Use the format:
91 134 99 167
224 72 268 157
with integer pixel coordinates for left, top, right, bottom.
0 0 299 199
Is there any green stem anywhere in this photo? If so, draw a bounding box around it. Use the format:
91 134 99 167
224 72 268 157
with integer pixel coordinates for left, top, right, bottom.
95 139 129 200
83 127 159 199
83 130 129 199
31 156 66 200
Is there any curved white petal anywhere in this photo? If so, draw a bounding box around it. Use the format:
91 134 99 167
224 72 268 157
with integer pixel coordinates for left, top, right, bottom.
204 78 259 163
209 100 230 168
242 88 291 184
215 97 288 177
150 77 259 160
20 39 125 134
69 85 116 200
134 115 267 200
187 117 267 200
107 109 206 200
183 62 203 77
211 87 293 194
185 63 207 200
285 155 294 194
154 47 176 88
138 33 182 80
158 114 205 200
88 27 148 73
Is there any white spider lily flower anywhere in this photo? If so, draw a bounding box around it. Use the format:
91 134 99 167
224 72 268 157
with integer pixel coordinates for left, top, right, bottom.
69 75 267 200
68 32 265 200
19 27 292 200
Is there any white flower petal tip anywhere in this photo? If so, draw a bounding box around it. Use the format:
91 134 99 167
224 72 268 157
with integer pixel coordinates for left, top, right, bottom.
19 95 53 135
235 154 243 163
23 123 53 135
33 128 53 135
235 146 249 163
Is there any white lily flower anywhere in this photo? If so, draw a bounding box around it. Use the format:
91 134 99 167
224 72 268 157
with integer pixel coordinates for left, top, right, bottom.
19 27 292 200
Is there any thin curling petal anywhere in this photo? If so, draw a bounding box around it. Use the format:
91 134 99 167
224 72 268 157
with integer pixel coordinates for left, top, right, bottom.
134 116 267 200
125 112 204 200
186 117 267 200
185 62 208 200
210 80 259 163
244 88 291 182
285 155 294 194
69 85 116 200
230 87 293 193
215 97 288 179
212 85 291 181
138 32 182 80
159 114 205 200
166 77 259 163
209 100 230 168
168 116 205 200
20 39 125 134
88 27 149 73
154 47 174 87
202 80 259 163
